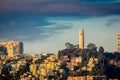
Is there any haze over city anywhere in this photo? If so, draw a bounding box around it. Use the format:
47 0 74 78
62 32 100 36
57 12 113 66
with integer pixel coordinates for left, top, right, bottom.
0 0 120 53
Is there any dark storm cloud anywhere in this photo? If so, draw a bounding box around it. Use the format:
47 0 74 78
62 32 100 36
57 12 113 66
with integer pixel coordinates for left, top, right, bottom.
0 0 120 16
0 0 120 41
0 15 72 41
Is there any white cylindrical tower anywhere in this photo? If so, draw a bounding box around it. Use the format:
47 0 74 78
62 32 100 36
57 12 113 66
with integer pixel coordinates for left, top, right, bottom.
79 29 84 49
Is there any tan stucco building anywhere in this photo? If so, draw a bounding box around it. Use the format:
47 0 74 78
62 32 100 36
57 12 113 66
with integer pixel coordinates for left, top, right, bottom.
0 40 23 57
117 33 120 52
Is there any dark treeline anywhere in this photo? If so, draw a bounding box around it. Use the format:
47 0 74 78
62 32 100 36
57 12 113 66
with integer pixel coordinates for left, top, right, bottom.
58 42 120 79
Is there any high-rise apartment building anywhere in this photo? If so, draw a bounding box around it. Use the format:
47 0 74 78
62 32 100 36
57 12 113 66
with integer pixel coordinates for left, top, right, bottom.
117 33 120 52
0 40 23 57
79 29 84 49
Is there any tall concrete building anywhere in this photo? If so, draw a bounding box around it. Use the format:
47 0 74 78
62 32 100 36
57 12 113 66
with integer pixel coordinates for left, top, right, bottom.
117 33 120 52
0 40 23 57
79 29 84 49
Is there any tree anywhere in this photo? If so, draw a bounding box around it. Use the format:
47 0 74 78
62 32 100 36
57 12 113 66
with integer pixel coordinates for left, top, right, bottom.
87 43 97 50
87 43 97 57
99 46 104 53
65 42 74 49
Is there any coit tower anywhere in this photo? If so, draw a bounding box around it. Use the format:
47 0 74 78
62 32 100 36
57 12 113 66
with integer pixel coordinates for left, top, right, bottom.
79 29 84 49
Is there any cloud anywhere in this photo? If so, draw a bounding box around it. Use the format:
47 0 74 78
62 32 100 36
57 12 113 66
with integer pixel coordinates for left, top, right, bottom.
36 24 72 31
106 18 120 26
0 16 73 42
0 0 120 16
34 23 72 39
82 0 120 4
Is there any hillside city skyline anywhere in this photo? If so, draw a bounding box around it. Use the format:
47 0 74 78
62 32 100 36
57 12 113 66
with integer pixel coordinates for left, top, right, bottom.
0 30 120 54
0 29 120 53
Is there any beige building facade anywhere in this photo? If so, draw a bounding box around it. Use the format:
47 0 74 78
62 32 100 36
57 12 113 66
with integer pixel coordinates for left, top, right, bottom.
117 33 120 52
79 29 84 49
0 40 23 57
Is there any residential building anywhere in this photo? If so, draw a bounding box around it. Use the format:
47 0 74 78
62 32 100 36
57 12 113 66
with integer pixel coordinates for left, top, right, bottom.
0 40 23 57
117 33 120 52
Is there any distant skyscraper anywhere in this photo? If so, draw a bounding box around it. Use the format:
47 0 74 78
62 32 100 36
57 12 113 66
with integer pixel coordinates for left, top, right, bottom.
117 33 120 52
79 29 84 49
0 40 23 57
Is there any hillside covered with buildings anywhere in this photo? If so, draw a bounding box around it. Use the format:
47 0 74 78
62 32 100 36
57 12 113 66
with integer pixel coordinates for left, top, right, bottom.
0 42 120 80
0 30 120 80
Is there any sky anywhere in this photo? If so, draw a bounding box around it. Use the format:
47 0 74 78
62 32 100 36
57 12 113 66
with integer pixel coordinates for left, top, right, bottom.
0 0 120 53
